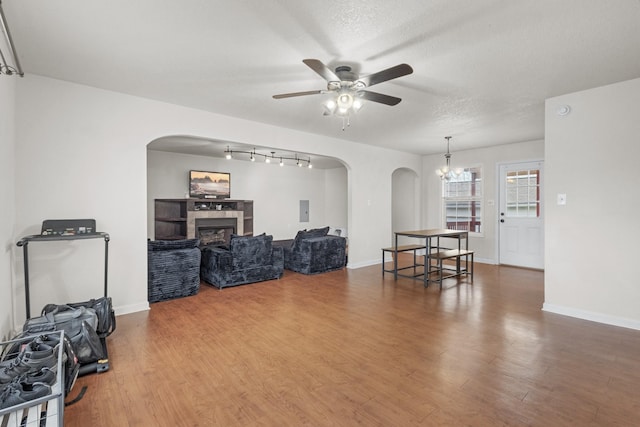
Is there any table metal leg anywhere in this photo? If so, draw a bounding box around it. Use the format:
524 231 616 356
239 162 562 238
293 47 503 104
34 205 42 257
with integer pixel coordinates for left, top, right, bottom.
393 233 398 280
424 237 430 287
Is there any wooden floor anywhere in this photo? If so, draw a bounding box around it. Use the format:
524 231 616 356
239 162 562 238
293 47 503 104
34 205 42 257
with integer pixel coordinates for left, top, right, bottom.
64 260 640 426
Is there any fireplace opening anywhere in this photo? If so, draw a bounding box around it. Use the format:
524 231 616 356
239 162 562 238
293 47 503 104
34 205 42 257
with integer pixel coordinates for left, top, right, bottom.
195 218 237 246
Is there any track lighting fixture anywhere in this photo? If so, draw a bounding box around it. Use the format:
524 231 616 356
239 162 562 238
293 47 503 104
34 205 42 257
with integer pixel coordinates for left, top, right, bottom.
224 146 312 169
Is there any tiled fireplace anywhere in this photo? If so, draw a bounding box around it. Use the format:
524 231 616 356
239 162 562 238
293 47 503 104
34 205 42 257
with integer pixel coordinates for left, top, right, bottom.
186 210 244 242
195 217 237 245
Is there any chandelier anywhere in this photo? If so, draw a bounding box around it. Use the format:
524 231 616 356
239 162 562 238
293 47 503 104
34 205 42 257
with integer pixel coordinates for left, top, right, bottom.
436 136 463 181
224 146 312 168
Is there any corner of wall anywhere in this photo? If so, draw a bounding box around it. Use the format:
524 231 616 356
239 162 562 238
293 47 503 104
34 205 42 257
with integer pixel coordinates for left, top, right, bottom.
0 75 17 339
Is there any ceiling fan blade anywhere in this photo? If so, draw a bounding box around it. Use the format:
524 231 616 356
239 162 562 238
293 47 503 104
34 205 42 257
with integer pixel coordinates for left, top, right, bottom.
303 59 340 82
359 90 402 106
273 90 324 99
358 63 413 87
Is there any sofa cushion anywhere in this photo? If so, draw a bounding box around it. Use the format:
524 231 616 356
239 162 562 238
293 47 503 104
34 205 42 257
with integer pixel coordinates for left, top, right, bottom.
294 226 329 241
292 227 329 251
229 234 273 269
148 239 200 251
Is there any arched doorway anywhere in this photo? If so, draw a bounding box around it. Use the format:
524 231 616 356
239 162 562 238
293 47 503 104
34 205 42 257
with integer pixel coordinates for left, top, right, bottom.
146 136 349 242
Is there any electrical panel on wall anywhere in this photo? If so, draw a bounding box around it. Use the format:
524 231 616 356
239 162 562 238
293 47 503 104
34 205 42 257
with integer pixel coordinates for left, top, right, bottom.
300 200 309 222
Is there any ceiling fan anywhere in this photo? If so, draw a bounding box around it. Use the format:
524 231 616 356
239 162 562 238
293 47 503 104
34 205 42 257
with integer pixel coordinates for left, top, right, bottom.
273 59 413 123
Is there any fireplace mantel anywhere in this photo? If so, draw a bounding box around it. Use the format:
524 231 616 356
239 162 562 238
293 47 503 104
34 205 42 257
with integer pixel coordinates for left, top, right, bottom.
154 199 254 240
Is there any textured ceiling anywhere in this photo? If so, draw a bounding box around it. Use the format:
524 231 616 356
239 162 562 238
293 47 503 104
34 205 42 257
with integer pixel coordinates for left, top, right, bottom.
4 0 640 159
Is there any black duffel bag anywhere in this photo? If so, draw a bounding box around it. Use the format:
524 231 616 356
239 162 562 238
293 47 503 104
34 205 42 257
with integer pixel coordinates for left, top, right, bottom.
42 296 116 338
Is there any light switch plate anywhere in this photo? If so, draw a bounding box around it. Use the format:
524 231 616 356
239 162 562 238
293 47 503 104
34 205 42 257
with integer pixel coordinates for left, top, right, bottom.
557 193 567 205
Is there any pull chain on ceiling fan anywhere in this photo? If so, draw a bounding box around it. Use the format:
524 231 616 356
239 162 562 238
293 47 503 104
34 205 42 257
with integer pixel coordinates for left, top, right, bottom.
273 59 413 130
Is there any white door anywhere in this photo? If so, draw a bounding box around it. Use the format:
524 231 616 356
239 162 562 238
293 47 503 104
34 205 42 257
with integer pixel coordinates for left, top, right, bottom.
498 161 544 269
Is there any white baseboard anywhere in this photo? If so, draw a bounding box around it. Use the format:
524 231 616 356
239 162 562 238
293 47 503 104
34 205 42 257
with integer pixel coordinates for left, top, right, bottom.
114 301 149 316
347 259 380 269
542 303 640 331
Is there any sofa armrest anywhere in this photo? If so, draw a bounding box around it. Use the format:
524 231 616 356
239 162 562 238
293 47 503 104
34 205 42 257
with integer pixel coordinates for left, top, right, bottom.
201 246 233 273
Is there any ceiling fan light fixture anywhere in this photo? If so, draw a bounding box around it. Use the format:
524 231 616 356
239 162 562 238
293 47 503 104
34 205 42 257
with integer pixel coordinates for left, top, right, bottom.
337 92 353 109
273 59 413 129
323 99 337 115
352 98 364 112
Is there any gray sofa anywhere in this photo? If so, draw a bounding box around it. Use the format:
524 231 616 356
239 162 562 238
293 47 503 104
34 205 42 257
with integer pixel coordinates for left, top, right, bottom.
200 233 284 289
277 227 347 275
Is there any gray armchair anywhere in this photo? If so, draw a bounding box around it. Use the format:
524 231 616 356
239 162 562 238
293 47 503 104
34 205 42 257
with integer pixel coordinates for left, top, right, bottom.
200 233 284 289
280 227 347 274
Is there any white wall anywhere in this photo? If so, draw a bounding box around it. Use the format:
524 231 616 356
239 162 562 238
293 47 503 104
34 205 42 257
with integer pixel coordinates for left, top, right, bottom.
11 75 422 323
544 77 640 330
324 167 348 234
392 168 420 246
0 76 16 340
422 140 544 263
147 150 347 240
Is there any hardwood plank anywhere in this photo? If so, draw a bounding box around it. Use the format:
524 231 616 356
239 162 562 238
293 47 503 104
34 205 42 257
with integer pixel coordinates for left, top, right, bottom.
63 261 640 426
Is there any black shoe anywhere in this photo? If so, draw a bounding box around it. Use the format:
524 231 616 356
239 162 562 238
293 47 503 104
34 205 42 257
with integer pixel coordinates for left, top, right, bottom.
0 367 56 394
0 341 57 385
15 367 57 387
0 381 52 409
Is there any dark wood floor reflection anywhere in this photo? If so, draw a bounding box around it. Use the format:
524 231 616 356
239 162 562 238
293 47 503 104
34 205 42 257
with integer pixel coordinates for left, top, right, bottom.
64 260 640 426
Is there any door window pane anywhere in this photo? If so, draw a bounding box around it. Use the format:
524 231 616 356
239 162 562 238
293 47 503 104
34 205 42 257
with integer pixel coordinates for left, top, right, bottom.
505 169 539 217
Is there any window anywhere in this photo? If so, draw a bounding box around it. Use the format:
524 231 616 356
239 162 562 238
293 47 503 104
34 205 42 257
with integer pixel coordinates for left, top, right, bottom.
442 167 482 233
505 169 540 217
